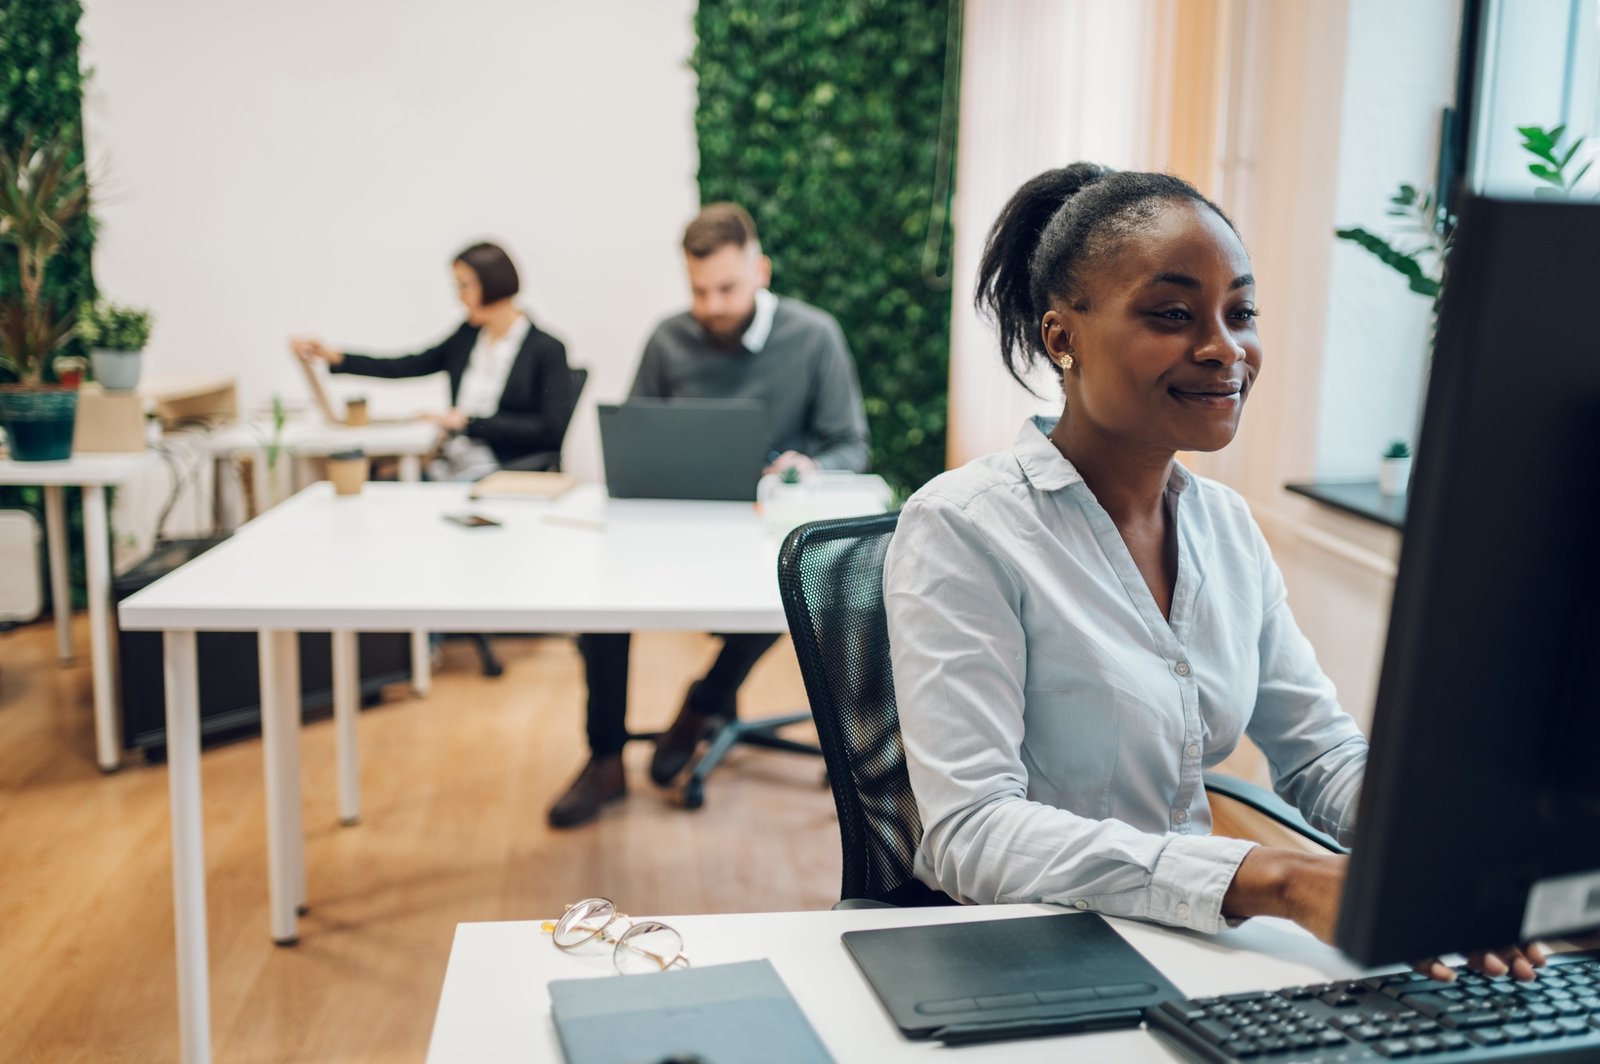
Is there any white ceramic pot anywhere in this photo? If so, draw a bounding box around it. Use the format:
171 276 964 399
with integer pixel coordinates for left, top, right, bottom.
1378 456 1412 497
92 349 144 391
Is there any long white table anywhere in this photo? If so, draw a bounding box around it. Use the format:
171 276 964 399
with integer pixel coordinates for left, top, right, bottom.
0 451 161 770
117 480 889 1064
426 904 1373 1062
203 418 443 694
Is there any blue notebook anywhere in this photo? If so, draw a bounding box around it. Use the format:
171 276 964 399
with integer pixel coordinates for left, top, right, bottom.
548 958 835 1064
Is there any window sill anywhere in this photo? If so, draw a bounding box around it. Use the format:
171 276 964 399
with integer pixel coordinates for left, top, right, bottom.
1284 480 1406 532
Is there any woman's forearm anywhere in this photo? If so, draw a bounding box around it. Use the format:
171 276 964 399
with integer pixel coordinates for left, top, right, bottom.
1222 847 1348 942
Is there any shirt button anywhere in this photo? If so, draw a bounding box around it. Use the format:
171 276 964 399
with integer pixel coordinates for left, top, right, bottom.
1073 900 1089 910
1185 743 1201 759
1173 809 1189 824
1176 902 1191 920
1174 661 1192 677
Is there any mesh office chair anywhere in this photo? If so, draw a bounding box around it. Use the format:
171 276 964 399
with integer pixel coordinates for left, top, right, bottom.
461 366 590 676
776 511 1344 911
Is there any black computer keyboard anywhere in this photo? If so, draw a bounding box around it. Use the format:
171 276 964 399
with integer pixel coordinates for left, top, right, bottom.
1144 952 1600 1061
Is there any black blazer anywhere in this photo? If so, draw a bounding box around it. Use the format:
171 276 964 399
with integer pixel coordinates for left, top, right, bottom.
332 319 571 466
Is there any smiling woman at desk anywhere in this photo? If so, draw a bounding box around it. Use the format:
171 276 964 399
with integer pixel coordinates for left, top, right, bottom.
884 164 1542 981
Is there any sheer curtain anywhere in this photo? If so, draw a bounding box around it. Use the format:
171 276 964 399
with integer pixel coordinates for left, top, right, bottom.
947 0 1237 467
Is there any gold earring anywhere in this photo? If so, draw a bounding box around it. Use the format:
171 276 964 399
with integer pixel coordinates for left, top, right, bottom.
1058 352 1074 371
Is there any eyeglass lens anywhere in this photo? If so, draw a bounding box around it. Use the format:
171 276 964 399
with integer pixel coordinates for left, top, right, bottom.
552 898 619 949
613 920 687 974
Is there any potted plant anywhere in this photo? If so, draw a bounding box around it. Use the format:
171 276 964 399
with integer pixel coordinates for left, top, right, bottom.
0 134 91 461
1379 440 1412 497
78 299 153 391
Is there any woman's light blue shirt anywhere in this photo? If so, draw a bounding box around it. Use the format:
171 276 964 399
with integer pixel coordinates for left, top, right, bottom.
884 419 1367 933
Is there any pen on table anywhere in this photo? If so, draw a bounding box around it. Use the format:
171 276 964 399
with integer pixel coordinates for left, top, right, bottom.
543 512 606 531
932 1009 1145 1045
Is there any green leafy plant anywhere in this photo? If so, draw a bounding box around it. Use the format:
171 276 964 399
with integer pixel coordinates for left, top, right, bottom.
1334 183 1452 299
693 0 959 496
1335 124 1596 299
779 465 802 485
0 133 90 385
265 394 288 472
77 299 153 351
1518 123 1595 198
0 0 101 607
1382 440 1411 460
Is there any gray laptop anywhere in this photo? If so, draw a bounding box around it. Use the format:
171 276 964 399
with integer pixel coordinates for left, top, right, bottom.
598 398 768 501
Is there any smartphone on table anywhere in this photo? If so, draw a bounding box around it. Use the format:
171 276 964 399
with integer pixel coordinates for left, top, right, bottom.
443 512 501 528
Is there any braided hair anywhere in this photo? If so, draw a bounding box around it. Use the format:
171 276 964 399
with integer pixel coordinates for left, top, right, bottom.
974 164 1237 391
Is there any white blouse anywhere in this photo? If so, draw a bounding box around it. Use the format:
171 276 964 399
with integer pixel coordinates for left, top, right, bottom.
883 419 1368 933
455 314 529 418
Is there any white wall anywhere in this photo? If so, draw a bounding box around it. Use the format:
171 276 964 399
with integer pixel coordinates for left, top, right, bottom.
1313 0 1463 478
79 0 700 482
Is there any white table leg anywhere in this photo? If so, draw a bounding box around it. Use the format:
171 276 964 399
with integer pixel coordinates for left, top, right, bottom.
83 485 120 772
332 630 361 826
43 484 72 662
396 454 432 695
258 630 306 942
410 629 432 697
164 629 212 1064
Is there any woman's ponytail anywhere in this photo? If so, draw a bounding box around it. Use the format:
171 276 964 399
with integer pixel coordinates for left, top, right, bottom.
974 163 1110 391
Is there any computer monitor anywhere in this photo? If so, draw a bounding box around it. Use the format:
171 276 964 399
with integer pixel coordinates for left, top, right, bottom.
1336 195 1600 965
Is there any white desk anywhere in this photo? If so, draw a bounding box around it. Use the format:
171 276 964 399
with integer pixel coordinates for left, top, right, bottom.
117 480 890 1064
203 417 441 693
427 904 1372 1062
0 451 161 770
203 417 440 483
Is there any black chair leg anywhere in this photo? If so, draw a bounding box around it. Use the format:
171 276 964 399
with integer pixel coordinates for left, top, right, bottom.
471 634 503 678
681 711 823 810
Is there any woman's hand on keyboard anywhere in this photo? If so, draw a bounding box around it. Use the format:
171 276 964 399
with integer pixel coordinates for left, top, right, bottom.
1413 942 1548 983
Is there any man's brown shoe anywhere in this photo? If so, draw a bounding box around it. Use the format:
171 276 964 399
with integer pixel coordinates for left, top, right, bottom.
649 687 723 786
547 754 626 829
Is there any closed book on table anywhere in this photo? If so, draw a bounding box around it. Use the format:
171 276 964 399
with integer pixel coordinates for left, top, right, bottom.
548 958 834 1064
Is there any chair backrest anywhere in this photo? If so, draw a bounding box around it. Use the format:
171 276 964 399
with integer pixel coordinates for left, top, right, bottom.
778 512 951 906
557 366 589 451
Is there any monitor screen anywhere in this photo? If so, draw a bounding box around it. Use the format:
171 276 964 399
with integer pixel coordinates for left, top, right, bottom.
1336 194 1600 965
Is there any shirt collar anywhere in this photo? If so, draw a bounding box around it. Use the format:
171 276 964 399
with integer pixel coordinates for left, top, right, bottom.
477 313 530 352
1011 416 1192 494
742 288 778 352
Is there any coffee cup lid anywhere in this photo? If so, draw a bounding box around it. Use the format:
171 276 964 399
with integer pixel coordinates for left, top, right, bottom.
328 449 366 460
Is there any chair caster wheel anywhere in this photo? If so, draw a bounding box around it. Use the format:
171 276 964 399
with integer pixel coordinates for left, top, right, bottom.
683 779 705 810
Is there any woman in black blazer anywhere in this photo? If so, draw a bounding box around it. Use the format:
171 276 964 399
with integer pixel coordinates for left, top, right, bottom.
291 242 571 474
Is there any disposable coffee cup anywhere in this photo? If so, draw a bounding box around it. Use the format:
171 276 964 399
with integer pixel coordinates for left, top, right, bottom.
344 397 370 427
327 449 369 496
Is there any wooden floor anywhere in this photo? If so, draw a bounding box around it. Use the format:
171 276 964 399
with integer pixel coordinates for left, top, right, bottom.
0 615 1285 1062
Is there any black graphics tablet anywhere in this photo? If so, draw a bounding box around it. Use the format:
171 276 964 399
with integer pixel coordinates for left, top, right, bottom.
598 398 768 502
841 912 1180 1043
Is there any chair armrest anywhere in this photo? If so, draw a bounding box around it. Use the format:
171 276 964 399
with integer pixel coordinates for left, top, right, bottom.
1202 771 1348 855
832 898 901 911
496 450 561 473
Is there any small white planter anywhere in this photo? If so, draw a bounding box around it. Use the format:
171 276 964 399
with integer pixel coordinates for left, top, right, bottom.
92 349 144 391
1378 455 1412 496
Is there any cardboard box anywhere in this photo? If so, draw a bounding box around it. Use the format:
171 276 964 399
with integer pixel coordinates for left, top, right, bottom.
139 373 238 428
73 386 148 453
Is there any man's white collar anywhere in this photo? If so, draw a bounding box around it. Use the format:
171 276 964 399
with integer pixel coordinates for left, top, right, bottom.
742 288 777 352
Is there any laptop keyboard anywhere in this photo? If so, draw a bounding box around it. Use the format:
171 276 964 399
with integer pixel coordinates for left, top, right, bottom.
1144 952 1600 1061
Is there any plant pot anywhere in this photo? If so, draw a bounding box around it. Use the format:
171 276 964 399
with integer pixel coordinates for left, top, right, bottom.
0 386 79 461
1378 456 1412 497
92 349 144 391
